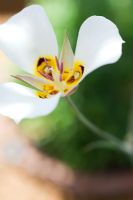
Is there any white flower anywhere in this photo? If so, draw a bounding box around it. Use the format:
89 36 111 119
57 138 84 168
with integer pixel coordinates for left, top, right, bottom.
0 5 124 122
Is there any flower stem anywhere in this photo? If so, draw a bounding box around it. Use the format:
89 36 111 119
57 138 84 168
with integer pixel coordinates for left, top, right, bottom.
66 96 127 153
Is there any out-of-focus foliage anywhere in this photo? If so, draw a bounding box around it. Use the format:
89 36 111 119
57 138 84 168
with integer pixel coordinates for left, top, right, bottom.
22 0 133 171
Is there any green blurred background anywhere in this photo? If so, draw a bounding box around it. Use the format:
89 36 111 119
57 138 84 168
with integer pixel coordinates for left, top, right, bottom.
21 0 133 172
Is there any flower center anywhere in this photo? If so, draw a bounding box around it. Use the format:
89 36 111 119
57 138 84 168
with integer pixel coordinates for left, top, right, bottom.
34 56 84 98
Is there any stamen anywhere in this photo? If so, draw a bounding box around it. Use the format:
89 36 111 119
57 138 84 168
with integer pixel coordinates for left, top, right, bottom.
55 56 60 71
55 56 64 74
60 62 63 74
37 57 54 81
37 69 54 81
59 62 63 81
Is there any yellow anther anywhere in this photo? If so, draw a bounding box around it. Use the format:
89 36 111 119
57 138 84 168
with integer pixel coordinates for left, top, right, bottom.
44 66 52 74
36 91 49 99
43 85 54 91
74 71 80 79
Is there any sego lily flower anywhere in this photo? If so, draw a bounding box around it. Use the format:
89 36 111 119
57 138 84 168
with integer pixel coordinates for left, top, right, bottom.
0 5 124 122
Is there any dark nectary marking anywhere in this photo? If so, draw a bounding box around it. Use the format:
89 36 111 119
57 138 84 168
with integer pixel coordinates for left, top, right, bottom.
37 57 45 66
80 65 84 74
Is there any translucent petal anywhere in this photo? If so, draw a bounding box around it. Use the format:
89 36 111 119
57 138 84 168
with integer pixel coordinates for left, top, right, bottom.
0 5 58 73
75 16 124 77
0 82 60 122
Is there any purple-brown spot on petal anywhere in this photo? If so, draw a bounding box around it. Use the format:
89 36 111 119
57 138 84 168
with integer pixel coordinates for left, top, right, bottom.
37 57 45 66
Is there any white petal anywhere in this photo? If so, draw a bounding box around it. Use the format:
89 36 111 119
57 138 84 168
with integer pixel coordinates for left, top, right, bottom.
0 82 60 122
75 16 124 77
0 5 58 73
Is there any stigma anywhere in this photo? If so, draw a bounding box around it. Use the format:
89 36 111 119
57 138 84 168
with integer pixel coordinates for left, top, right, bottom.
34 56 84 98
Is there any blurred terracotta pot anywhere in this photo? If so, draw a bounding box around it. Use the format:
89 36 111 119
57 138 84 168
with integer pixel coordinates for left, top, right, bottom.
0 116 133 200
0 0 25 13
